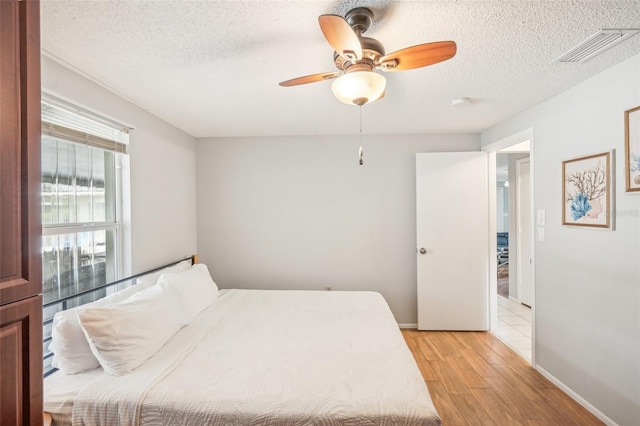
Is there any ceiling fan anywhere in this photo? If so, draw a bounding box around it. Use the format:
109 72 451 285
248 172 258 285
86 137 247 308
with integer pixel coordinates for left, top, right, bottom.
279 7 457 106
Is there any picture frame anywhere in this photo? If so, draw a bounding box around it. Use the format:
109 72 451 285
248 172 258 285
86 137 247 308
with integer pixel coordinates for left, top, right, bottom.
624 106 640 192
562 150 614 229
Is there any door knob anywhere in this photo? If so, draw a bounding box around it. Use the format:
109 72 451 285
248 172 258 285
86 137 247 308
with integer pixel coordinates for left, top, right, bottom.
419 248 427 254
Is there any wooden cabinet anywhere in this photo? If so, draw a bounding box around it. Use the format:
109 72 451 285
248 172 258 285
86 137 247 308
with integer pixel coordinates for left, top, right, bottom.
0 1 43 425
0 297 43 425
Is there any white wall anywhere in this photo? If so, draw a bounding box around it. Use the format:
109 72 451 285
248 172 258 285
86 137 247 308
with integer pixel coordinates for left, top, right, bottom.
42 56 198 274
482 54 640 425
495 185 508 233
196 134 479 324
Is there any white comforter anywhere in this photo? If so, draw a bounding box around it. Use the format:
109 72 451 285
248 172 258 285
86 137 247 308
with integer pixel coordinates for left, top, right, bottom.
45 289 441 425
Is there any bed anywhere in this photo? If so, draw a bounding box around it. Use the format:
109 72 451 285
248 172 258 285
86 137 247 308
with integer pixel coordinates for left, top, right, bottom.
43 257 441 425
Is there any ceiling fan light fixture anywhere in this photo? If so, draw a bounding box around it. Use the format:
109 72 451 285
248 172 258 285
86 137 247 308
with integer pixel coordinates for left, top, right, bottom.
331 71 386 106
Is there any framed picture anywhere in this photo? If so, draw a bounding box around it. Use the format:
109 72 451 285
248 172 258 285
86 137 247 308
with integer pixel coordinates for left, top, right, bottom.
562 151 614 229
625 106 640 192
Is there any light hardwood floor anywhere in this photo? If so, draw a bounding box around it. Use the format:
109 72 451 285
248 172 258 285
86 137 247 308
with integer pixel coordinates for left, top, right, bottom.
402 329 604 425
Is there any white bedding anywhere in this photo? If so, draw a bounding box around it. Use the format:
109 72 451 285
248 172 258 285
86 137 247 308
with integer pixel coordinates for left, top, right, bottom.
45 289 441 425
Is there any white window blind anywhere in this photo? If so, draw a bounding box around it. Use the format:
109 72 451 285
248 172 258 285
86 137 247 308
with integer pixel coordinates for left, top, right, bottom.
41 95 130 154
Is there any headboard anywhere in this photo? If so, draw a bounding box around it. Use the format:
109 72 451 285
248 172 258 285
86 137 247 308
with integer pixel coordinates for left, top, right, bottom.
42 254 198 377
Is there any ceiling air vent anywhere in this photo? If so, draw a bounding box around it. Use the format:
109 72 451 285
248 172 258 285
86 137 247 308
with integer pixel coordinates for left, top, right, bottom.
553 29 640 63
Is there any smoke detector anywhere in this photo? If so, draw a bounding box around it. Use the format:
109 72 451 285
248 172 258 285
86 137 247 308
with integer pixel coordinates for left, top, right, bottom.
451 97 472 107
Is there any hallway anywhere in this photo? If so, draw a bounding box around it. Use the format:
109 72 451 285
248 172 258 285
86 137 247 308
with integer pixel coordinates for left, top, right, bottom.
494 295 531 362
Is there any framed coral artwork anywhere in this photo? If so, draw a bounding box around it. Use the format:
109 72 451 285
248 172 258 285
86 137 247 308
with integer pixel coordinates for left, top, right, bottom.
625 106 640 192
562 150 614 229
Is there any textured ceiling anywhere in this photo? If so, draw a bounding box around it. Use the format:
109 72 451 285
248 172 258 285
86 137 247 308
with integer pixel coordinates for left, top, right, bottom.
40 0 640 138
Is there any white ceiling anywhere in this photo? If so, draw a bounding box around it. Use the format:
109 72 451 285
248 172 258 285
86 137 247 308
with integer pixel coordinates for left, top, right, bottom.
40 0 640 138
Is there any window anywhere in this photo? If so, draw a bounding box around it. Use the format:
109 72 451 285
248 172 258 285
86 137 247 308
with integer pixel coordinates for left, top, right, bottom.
41 95 130 308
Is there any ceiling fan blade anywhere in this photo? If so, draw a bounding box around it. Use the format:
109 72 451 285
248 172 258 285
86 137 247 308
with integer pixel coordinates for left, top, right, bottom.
378 41 457 71
279 71 341 87
318 14 362 61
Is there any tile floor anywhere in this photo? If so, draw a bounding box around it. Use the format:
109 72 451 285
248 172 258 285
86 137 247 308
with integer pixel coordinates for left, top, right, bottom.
494 295 532 362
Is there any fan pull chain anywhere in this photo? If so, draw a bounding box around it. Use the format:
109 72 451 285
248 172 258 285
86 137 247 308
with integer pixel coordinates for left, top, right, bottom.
358 105 364 166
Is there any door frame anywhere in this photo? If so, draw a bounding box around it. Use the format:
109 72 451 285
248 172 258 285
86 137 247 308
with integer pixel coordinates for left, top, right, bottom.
482 127 536 366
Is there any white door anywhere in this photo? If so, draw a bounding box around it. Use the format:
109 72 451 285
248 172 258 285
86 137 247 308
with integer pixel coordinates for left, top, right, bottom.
517 159 534 307
416 152 489 330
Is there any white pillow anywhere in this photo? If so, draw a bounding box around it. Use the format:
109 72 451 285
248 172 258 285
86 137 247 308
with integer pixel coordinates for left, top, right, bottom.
49 260 192 374
50 310 101 374
78 284 188 376
157 263 218 321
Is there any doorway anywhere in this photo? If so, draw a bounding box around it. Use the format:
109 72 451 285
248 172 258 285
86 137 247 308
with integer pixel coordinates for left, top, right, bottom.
485 130 534 364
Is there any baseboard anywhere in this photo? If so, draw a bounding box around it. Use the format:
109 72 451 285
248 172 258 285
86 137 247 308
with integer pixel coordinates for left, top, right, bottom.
534 365 618 426
398 323 418 329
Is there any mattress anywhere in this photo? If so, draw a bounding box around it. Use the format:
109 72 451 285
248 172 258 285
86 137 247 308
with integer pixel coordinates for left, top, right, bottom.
45 289 441 425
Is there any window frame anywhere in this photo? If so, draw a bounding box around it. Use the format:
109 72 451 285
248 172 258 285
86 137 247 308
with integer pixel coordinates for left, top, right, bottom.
40 94 131 303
